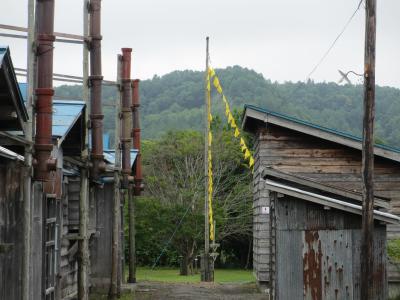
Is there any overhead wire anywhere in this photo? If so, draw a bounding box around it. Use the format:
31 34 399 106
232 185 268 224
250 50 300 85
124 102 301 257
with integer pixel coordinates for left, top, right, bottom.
306 0 364 80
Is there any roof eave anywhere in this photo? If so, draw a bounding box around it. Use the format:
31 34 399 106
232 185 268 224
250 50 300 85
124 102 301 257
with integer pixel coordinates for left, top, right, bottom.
243 105 400 163
265 179 400 225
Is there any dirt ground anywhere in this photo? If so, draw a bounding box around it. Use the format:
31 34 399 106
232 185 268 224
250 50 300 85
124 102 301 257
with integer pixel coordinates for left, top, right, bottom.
129 281 267 300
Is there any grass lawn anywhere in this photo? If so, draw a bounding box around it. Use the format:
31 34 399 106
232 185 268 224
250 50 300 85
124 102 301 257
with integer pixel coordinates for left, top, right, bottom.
136 267 255 284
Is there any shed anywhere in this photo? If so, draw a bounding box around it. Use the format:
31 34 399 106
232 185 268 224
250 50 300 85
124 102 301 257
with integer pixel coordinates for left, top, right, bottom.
242 104 400 297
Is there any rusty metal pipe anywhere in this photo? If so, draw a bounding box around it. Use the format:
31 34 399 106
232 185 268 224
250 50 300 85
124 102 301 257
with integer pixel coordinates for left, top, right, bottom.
131 79 143 195
34 0 56 181
89 0 105 178
121 48 132 188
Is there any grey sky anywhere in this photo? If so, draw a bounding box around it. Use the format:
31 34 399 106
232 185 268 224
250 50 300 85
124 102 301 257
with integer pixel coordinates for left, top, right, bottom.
1 0 400 87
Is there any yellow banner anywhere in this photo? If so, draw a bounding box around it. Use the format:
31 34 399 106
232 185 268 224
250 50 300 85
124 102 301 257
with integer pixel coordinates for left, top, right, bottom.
208 67 255 172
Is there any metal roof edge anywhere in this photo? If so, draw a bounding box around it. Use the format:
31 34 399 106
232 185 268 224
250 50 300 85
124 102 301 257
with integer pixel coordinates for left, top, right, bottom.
265 179 400 224
0 145 25 162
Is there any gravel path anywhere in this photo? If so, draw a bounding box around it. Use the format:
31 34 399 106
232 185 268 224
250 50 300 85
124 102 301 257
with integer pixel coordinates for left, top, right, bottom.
131 281 267 300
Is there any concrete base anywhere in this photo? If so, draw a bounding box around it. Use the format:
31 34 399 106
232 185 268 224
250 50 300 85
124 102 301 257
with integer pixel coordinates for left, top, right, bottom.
256 280 270 296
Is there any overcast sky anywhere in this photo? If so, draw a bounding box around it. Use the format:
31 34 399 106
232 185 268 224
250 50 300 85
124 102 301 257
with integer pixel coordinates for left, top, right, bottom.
1 0 400 87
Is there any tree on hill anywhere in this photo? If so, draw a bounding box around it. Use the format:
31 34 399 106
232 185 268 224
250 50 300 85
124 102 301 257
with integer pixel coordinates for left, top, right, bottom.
55 66 400 147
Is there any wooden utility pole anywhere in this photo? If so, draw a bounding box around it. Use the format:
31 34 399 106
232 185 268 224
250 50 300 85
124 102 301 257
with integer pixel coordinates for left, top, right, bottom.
201 36 213 282
78 1 90 299
110 55 122 300
23 1 36 299
360 0 376 299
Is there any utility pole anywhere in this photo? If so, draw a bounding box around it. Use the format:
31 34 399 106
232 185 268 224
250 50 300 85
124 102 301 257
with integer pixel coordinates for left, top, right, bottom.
78 1 90 299
23 1 36 299
110 55 122 300
360 0 376 299
201 36 213 282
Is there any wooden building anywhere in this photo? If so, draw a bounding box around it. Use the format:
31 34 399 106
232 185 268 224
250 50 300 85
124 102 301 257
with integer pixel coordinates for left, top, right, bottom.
19 82 86 299
0 46 31 300
242 104 400 298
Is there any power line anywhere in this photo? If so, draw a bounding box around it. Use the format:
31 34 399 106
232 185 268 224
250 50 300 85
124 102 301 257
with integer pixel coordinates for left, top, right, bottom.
151 204 192 270
306 0 364 80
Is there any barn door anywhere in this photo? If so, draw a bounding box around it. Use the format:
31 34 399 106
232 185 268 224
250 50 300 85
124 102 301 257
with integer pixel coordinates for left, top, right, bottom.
44 193 60 300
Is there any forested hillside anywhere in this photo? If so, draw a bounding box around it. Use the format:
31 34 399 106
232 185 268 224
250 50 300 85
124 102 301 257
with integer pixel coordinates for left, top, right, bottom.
55 66 400 147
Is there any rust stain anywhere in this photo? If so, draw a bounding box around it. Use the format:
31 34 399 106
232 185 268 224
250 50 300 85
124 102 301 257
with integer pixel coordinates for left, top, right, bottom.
303 231 322 300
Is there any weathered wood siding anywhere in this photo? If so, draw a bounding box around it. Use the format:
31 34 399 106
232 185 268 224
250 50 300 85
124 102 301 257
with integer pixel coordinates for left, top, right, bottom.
60 176 80 299
252 137 271 285
0 160 25 300
90 183 114 289
253 124 400 283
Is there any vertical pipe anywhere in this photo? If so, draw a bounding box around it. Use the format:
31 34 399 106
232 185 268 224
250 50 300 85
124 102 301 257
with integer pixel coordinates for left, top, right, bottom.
78 1 90 299
121 48 132 188
89 0 105 178
131 79 143 196
127 186 136 283
128 79 142 283
23 1 36 298
34 0 56 181
360 0 376 299
110 55 122 300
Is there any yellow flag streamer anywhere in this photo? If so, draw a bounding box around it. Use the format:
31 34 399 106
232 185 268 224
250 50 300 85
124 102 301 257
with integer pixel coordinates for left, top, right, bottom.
206 66 255 243
207 67 255 172
206 70 214 241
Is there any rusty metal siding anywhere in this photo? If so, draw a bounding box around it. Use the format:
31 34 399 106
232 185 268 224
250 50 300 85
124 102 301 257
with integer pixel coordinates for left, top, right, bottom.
308 230 353 300
274 195 388 300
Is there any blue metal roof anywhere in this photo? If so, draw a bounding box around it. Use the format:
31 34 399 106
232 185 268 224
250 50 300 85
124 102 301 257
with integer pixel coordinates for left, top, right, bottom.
0 46 7 65
18 83 85 138
103 149 139 167
244 104 400 154
1 47 28 125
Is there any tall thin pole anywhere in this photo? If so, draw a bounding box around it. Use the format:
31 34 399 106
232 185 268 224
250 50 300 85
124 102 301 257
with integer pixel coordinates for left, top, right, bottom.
23 0 36 298
78 1 90 299
360 0 376 299
201 36 212 282
110 55 122 300
204 36 210 257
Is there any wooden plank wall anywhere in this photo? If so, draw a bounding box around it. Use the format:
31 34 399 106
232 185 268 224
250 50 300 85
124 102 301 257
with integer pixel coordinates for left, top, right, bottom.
60 176 80 299
256 124 400 282
0 160 25 300
90 183 114 289
252 138 271 286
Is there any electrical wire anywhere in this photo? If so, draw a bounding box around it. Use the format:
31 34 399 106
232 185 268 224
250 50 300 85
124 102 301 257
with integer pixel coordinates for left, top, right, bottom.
306 0 364 80
151 203 192 270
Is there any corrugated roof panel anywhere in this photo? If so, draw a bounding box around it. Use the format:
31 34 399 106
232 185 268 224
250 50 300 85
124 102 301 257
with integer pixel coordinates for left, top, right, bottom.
103 149 139 167
18 83 85 138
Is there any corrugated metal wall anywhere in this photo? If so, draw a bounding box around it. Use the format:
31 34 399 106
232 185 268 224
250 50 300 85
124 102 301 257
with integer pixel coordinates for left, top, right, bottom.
273 195 388 300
